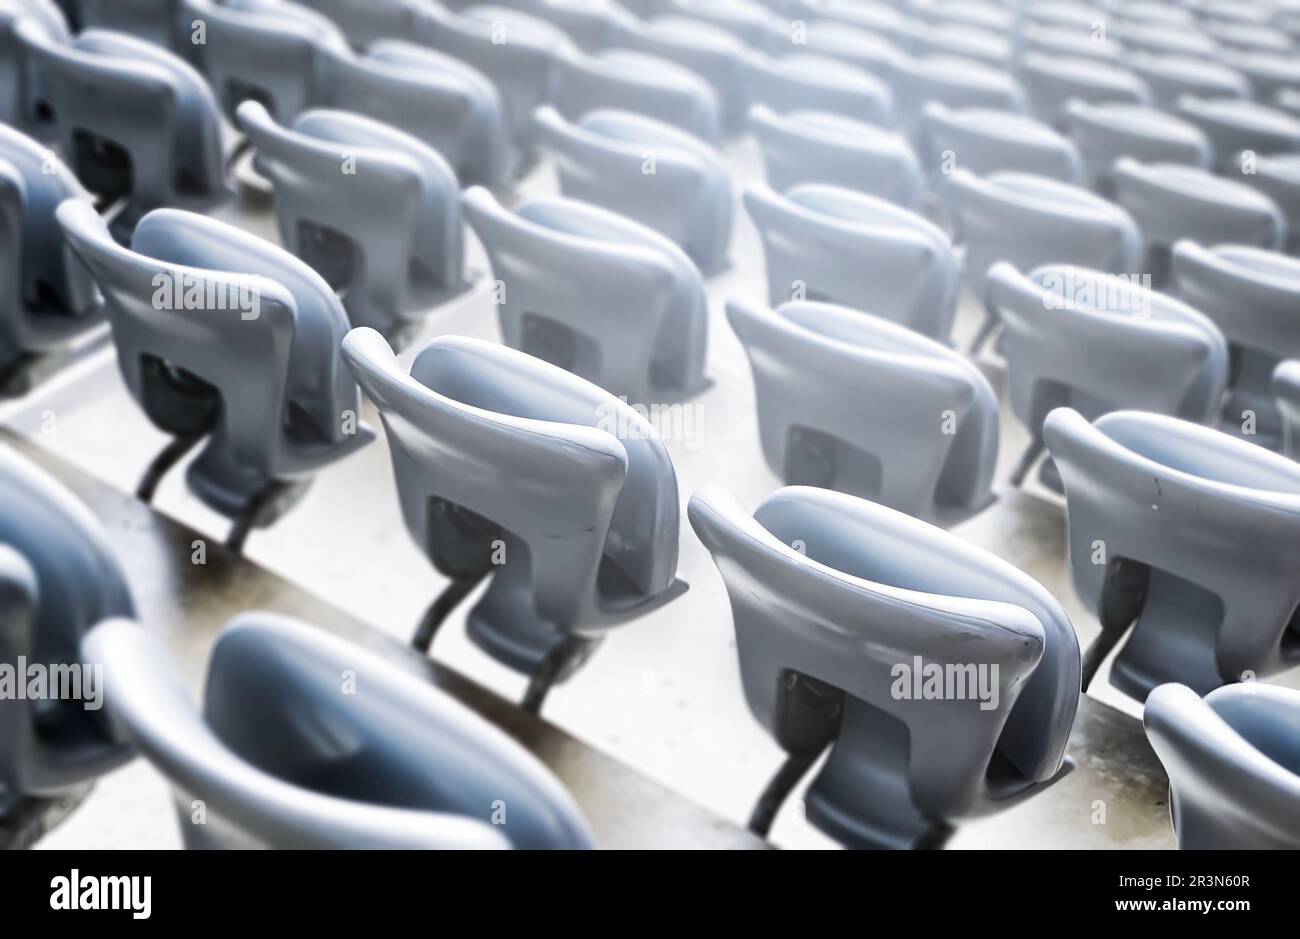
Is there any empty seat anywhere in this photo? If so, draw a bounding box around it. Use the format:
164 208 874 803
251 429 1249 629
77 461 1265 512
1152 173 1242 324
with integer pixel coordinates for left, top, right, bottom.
893 54 1024 142
56 200 374 548
1019 53 1150 128
1044 407 1300 700
0 125 104 379
462 186 709 401
1172 242 1300 448
727 298 998 526
552 47 720 143
1128 53 1250 110
661 0 777 48
1276 360 1300 459
688 485 1080 848
0 444 136 832
421 4 575 160
807 0 911 47
987 262 1228 487
1113 160 1285 285
1240 154 1300 253
83 613 595 848
1063 101 1211 194
533 105 732 275
326 40 512 189
749 104 922 209
744 182 958 341
1209 21 1293 56
1221 50 1300 103
76 0 184 50
0 0 67 135
1111 20 1218 59
921 103 1082 185
792 21 906 85
1017 21 1125 65
906 21 1013 69
493 0 622 52
16 22 229 229
745 52 893 129
1145 682 1300 850
945 170 1142 352
608 15 749 136
293 0 420 48
237 101 465 335
181 0 348 122
1174 97 1300 172
342 328 687 710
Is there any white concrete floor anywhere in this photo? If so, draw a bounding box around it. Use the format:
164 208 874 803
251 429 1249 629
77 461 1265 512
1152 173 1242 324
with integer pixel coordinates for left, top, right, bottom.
12 134 1296 850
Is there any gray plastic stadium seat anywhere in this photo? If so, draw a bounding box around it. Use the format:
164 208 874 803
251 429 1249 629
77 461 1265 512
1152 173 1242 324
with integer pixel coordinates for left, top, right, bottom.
293 0 421 49
893 55 1024 143
1016 21 1124 65
790 21 907 85
0 0 67 135
744 182 959 341
921 103 1082 185
533 105 732 275
1174 97 1300 173
0 444 135 826
806 0 911 47
1113 160 1285 285
607 14 749 136
462 186 709 401
342 328 687 709
1221 50 1300 103
56 200 373 547
76 0 184 49
1128 53 1249 110
1019 53 1151 128
986 262 1228 488
1145 682 1300 850
0 125 103 378
688 485 1080 848
1277 360 1300 459
326 40 512 189
181 0 348 122
83 613 595 848
748 104 922 209
1044 407 1300 701
1172 242 1300 449
237 101 466 335
1111 19 1218 59
16 22 229 229
745 52 893 129
662 0 776 48
493 0 622 52
906 21 1013 69
1240 155 1300 254
727 298 998 526
1063 101 1211 194
420 4 575 161
552 47 720 143
946 170 1143 352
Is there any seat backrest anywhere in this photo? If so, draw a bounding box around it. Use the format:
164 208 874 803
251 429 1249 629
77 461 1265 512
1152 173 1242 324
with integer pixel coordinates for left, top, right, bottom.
77 0 184 49
0 0 68 130
0 443 135 799
533 105 732 274
922 103 1081 183
1275 359 1300 459
947 169 1143 294
744 181 958 340
0 124 101 361
727 298 997 525
1144 682 1300 849
1044 407 1300 698
1171 241 1300 358
689 485 1079 847
57 200 367 496
1019 52 1150 127
83 613 594 848
988 261 1228 428
462 185 707 401
238 100 463 332
1063 101 1211 192
16 22 225 211
183 0 347 122
745 51 893 128
343 327 681 633
748 104 922 208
